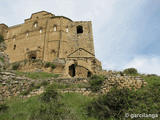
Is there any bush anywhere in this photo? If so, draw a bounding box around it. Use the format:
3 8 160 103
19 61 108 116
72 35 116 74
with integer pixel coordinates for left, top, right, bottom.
86 88 134 119
0 103 8 113
40 84 59 103
0 35 4 43
21 89 31 96
123 68 138 75
86 84 160 120
44 62 51 68
51 64 56 69
30 84 76 120
12 62 20 70
40 80 49 86
89 75 105 92
44 62 56 69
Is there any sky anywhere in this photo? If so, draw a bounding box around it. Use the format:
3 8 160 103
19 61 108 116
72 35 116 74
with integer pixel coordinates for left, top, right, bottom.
0 0 160 75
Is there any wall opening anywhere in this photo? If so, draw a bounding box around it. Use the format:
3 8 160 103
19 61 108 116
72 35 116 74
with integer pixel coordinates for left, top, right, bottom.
66 27 69 32
13 44 16 50
28 52 37 60
87 71 92 77
77 25 83 34
69 64 76 77
31 56 36 60
34 22 38 28
40 29 42 33
26 32 29 37
53 25 57 32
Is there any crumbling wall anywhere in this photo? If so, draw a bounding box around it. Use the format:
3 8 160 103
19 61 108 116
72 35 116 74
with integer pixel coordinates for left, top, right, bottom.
0 70 147 101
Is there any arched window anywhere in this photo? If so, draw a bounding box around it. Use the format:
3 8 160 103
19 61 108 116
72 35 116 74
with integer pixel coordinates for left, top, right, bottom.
33 22 38 28
26 31 29 37
40 29 42 33
77 25 83 34
6 31 9 38
13 35 16 41
66 26 69 32
13 44 16 50
26 32 29 37
53 25 57 32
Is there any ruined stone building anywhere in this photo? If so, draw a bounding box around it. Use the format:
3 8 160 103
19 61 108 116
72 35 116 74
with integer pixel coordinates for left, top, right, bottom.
0 11 102 77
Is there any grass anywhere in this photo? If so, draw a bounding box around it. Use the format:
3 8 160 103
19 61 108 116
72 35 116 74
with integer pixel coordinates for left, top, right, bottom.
14 71 59 79
0 73 159 120
50 82 89 90
142 75 160 86
0 93 98 120
62 93 97 120
0 96 41 120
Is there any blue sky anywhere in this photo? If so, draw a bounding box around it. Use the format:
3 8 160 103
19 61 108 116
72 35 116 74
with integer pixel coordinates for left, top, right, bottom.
0 0 160 75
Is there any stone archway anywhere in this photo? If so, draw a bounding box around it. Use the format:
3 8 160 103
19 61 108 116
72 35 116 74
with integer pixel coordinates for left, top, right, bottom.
69 64 76 77
87 71 92 77
27 51 37 60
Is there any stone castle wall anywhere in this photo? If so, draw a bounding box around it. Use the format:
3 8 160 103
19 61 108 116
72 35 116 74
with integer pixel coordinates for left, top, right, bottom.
0 11 102 77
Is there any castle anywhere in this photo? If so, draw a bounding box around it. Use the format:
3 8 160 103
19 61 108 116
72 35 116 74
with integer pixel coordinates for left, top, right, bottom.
0 11 102 77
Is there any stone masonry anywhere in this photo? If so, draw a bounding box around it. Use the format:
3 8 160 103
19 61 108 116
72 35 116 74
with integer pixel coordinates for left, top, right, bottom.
0 71 147 101
0 11 102 78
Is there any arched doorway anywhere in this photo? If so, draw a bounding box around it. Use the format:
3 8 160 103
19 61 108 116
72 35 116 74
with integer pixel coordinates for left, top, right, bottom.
87 71 92 77
69 64 76 77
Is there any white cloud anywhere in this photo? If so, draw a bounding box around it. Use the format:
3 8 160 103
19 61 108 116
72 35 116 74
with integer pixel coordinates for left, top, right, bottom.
124 56 160 75
0 0 159 75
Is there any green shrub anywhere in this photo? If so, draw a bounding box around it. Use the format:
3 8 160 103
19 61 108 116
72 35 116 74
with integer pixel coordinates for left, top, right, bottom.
30 85 76 120
0 103 8 113
12 62 20 70
89 75 105 92
44 62 56 69
123 68 138 75
40 80 49 86
51 64 56 69
21 89 31 96
0 35 4 43
86 88 133 119
86 84 160 120
44 62 51 68
40 84 59 103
